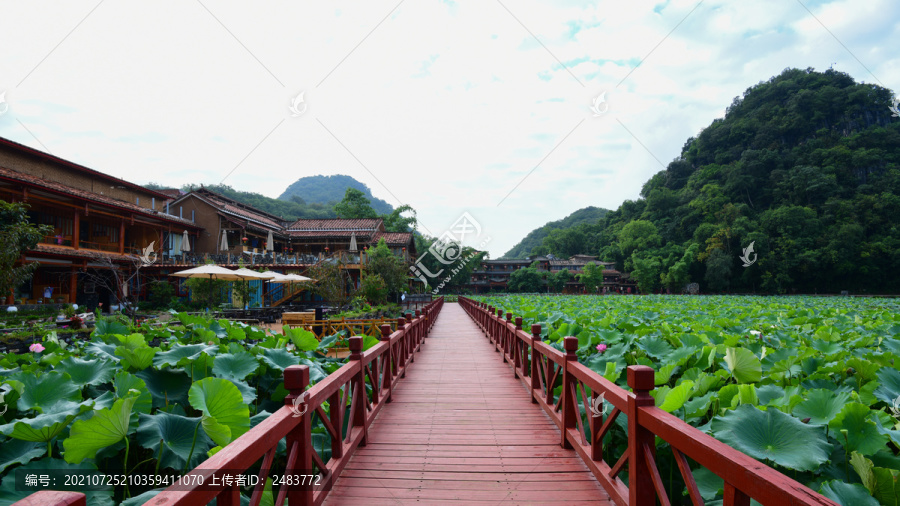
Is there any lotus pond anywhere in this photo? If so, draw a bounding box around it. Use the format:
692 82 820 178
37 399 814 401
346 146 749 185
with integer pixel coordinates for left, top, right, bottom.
475 294 900 506
0 312 377 505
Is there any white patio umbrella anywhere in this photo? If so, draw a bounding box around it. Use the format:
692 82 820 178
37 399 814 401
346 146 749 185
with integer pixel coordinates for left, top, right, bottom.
220 231 228 252
181 230 190 252
266 230 274 252
268 273 313 304
231 267 269 308
170 265 244 308
349 232 357 252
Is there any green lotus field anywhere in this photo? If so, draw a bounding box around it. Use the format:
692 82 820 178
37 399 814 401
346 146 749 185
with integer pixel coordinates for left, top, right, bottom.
475 294 900 506
0 313 368 505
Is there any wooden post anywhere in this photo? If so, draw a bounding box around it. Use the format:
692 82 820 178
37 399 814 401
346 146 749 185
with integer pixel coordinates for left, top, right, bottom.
415 310 421 345
380 324 393 402
513 317 522 378
349 336 368 447
561 336 578 449
531 324 541 404
397 317 406 378
283 365 312 506
627 365 656 506
73 211 80 250
505 312 513 362
118 220 125 254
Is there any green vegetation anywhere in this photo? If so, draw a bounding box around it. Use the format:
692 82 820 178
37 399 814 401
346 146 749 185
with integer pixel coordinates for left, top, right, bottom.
1 201 53 303
0 314 351 504
502 206 609 259
278 174 393 215
478 294 900 505
502 69 900 294
333 188 416 233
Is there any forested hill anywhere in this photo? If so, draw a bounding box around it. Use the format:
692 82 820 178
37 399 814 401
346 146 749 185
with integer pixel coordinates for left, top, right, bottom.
278 175 393 215
162 184 338 221
502 207 609 258
595 68 900 294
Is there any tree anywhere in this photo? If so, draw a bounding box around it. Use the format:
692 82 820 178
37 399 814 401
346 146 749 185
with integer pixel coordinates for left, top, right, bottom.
334 188 378 219
359 272 388 305
364 239 408 296
381 204 417 233
705 249 733 292
0 201 54 303
182 261 229 309
508 267 542 293
548 269 571 293
579 262 605 293
308 257 354 309
631 253 662 294
662 243 699 292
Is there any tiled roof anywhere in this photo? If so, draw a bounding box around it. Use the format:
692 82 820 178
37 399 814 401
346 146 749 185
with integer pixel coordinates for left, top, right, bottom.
174 189 284 232
156 189 183 198
287 230 376 239
287 218 383 231
0 166 199 228
372 232 413 246
0 136 173 200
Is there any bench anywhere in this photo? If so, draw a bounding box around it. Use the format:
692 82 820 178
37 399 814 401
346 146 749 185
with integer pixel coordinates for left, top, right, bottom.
281 311 316 328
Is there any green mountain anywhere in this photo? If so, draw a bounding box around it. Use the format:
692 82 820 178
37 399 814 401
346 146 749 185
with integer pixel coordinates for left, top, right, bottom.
163 184 338 221
594 68 899 294
502 207 610 258
278 175 393 215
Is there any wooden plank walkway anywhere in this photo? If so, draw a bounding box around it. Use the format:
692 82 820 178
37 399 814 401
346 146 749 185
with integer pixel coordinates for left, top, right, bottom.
324 303 612 505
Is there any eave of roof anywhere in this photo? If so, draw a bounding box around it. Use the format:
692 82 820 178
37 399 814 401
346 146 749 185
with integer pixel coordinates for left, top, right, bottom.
0 136 172 200
0 166 201 229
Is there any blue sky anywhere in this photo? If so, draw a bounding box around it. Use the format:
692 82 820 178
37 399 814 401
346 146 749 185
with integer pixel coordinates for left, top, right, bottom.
0 0 897 257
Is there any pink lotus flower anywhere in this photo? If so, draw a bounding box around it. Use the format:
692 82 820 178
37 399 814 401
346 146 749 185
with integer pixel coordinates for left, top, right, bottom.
29 343 45 353
596 343 607 353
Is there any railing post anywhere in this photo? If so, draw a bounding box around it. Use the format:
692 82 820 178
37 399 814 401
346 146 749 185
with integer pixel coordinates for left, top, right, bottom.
503 312 513 362
415 310 422 346
513 317 522 378
349 336 368 447
397 317 407 378
561 336 578 449
284 365 312 506
627 365 656 506
380 324 393 403
530 324 541 404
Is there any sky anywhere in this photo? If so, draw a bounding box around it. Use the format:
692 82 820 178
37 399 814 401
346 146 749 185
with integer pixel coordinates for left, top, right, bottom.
0 0 898 258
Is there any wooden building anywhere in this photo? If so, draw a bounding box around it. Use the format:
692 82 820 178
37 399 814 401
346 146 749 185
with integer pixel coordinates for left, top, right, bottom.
470 254 636 293
0 137 202 308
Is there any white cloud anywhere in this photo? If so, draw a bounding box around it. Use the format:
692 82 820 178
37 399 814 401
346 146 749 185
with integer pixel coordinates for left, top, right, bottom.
0 0 896 257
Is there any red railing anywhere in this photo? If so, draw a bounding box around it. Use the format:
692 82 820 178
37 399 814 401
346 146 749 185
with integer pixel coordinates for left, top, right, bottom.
457 296 836 506
18 298 443 506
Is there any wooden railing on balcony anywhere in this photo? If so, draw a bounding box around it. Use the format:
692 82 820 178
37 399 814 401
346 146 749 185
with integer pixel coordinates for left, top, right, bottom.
457 296 836 506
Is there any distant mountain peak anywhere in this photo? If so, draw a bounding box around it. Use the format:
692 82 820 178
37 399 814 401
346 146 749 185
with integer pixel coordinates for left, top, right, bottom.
278 174 393 215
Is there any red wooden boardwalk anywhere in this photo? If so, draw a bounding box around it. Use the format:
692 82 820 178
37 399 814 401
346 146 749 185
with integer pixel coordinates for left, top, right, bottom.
324 303 612 505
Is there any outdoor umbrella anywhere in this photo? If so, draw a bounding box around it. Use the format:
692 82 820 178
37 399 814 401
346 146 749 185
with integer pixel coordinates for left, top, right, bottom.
349 232 357 252
170 265 244 309
181 230 190 252
268 273 313 304
232 268 269 308
266 230 274 252
220 231 228 252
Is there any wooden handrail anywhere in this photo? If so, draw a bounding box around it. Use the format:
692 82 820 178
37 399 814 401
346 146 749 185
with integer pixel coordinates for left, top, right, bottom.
283 318 402 340
457 296 836 506
16 298 444 506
